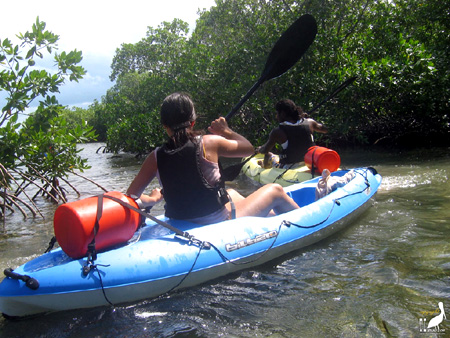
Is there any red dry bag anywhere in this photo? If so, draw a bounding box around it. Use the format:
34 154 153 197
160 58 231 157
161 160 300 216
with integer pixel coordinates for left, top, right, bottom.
54 191 141 259
304 146 340 174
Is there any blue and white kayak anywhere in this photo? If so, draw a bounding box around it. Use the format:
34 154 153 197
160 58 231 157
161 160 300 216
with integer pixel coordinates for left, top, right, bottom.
0 167 382 318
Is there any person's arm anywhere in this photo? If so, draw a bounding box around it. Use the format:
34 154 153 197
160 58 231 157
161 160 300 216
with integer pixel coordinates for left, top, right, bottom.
257 127 286 154
205 117 254 161
310 119 328 133
126 151 163 208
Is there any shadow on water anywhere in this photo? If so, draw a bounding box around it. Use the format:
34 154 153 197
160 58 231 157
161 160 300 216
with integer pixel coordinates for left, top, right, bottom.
1 144 449 337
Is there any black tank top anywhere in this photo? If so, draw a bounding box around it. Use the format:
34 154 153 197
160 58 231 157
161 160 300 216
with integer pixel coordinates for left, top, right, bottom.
157 138 228 219
279 123 315 164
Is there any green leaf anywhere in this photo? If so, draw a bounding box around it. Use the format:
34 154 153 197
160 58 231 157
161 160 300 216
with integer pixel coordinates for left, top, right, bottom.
25 46 36 59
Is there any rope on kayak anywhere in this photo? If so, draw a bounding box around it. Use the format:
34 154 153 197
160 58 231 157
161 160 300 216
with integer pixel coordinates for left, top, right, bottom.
273 163 296 184
283 167 373 229
158 241 209 297
154 226 283 296
156 220 290 294
81 261 114 306
273 146 318 184
44 236 57 253
103 195 208 248
93 264 114 306
84 193 105 264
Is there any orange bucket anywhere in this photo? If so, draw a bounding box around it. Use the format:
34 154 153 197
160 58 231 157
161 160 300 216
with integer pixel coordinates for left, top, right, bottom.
304 146 340 174
54 191 141 258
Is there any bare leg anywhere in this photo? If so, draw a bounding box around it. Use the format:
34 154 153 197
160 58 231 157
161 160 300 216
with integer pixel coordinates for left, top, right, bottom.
226 188 245 203
226 184 299 218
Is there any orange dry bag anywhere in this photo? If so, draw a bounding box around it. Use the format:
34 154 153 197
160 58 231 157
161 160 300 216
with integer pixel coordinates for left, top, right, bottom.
54 191 141 259
304 146 341 174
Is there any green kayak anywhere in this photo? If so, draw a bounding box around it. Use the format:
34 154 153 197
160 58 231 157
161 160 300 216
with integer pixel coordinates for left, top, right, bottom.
241 154 317 187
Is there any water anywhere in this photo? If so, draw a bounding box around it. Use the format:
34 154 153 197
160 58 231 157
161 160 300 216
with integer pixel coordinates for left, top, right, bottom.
1 143 449 337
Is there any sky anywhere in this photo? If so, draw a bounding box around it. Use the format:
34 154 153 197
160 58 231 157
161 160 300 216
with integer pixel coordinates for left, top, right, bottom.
0 0 216 111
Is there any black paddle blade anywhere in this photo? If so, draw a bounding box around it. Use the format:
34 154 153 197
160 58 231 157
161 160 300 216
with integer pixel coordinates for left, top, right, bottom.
261 14 317 82
221 163 245 182
220 154 256 182
226 14 317 121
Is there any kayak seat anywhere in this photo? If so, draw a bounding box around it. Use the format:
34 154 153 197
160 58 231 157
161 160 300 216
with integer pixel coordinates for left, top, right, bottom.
286 185 316 207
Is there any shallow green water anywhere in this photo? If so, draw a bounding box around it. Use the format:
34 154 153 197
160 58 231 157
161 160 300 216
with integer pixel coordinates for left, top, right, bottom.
0 144 449 337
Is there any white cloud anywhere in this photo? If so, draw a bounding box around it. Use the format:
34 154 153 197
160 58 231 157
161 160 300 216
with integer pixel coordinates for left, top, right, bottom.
1 0 216 107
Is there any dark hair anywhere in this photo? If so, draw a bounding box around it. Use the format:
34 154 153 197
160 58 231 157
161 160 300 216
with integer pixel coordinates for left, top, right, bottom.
160 92 201 149
275 99 305 122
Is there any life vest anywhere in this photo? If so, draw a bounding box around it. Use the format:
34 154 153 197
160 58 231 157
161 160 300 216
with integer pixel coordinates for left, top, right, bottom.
157 138 228 220
279 123 314 165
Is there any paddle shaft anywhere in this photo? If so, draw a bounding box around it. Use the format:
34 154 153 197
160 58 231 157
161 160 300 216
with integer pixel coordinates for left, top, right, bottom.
226 79 263 121
307 77 356 115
